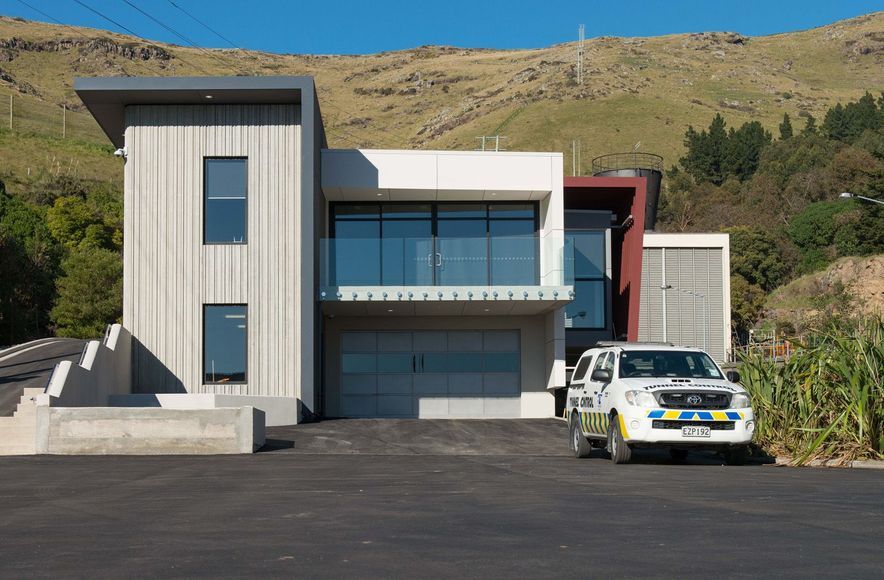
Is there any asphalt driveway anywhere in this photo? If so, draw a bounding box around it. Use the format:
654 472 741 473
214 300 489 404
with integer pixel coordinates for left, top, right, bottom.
0 338 85 415
1 419 882 578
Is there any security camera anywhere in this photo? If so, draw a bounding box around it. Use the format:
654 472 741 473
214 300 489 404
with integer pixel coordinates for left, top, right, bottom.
113 147 128 158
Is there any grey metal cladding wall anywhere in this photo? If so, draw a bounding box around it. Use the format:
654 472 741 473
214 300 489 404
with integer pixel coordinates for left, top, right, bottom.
124 104 300 397
638 247 726 362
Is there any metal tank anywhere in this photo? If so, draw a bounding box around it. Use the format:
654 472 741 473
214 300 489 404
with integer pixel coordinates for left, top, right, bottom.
591 152 663 231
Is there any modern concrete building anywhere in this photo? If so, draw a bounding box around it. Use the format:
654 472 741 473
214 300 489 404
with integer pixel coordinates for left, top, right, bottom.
73 75 731 427
75 76 575 424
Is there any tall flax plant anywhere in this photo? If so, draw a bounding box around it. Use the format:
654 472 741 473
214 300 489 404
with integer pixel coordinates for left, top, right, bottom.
738 316 883 464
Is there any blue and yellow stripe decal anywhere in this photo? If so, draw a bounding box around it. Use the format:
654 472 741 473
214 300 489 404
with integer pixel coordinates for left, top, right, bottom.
580 411 610 435
646 410 744 421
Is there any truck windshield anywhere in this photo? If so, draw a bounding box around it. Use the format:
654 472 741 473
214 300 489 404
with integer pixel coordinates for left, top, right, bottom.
619 350 723 380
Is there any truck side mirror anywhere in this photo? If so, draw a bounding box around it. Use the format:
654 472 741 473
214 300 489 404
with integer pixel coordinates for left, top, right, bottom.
591 369 612 383
726 370 741 383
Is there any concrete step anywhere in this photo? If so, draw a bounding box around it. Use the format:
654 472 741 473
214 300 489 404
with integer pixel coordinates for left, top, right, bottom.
19 394 38 405
14 403 36 416
22 387 45 397
0 424 36 437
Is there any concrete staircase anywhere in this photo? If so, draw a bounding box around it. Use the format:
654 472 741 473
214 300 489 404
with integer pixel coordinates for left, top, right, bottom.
0 388 42 455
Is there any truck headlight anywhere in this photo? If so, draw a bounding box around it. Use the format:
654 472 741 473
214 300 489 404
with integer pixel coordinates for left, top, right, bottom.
731 393 751 409
625 390 657 408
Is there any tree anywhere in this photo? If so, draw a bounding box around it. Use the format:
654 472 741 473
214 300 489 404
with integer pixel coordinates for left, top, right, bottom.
779 113 793 140
730 274 766 335
723 121 772 181
723 226 789 291
802 114 818 136
680 114 729 185
0 184 60 343
51 248 122 338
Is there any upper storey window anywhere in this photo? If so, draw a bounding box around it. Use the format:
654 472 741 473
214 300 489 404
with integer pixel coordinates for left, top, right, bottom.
204 158 247 244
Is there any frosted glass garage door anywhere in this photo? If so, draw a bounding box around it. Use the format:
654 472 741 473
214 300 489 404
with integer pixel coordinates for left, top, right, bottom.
340 330 521 418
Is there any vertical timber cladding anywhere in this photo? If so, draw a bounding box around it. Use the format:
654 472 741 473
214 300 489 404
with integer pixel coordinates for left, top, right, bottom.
124 104 300 397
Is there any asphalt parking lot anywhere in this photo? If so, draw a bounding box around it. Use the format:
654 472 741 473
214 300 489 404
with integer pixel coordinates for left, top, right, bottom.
1 419 883 578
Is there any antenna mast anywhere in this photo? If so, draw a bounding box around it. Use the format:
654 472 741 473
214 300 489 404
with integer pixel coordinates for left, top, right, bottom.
577 24 585 84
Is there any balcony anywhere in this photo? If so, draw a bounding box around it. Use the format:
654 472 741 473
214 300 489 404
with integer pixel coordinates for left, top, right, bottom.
319 235 574 316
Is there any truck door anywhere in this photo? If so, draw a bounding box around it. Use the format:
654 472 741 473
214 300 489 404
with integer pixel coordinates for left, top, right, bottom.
569 353 594 434
584 351 614 437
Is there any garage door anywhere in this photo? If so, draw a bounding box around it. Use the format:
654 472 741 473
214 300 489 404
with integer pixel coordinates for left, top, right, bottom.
340 330 521 418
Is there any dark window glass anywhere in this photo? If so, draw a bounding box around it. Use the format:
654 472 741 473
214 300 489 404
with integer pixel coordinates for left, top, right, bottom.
204 159 247 244
572 232 605 278
335 205 380 219
204 305 247 383
565 280 605 329
437 203 487 219
446 353 485 372
437 220 488 285
489 204 534 218
382 220 433 286
489 219 536 285
377 354 413 373
572 355 593 381
333 221 381 285
422 352 448 373
619 351 723 380
382 204 432 219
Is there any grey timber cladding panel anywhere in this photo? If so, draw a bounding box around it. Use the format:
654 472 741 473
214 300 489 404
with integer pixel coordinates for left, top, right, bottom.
124 104 300 398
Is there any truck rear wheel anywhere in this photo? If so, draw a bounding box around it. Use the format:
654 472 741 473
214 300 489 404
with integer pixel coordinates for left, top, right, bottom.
608 415 632 464
570 413 592 458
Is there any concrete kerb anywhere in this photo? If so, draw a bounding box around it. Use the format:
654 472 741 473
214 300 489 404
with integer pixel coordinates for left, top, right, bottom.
774 456 884 469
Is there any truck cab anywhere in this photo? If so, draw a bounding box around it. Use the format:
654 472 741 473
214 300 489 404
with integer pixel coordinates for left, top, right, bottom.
566 344 754 464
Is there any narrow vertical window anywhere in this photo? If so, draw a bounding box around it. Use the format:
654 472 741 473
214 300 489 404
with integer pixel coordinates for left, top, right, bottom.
204 158 247 244
204 305 247 384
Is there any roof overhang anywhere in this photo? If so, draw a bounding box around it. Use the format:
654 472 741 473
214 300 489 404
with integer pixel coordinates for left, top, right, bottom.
74 75 314 147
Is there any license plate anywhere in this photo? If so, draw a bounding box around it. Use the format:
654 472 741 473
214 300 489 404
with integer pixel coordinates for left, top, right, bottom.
682 425 711 438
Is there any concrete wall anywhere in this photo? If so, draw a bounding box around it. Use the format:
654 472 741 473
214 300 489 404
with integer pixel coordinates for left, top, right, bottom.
324 315 555 418
44 324 132 408
109 393 297 427
35 406 264 455
124 104 304 424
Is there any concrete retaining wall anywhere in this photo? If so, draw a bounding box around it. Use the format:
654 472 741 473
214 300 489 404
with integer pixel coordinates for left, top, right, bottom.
108 393 298 427
42 324 132 407
35 406 265 455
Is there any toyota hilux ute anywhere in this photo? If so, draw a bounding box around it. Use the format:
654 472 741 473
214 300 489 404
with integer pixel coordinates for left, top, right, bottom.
566 343 754 464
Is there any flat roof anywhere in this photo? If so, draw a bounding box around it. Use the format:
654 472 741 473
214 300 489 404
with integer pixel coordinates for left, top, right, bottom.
74 75 315 147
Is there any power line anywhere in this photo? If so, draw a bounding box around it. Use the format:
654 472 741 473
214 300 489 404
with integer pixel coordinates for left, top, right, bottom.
166 0 240 50
15 0 167 76
70 0 212 75
120 0 244 75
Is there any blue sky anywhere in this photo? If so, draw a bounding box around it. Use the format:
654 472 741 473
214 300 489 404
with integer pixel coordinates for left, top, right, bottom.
2 0 882 54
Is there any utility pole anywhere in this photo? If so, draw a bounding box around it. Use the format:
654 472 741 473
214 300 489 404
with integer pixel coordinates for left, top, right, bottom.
571 139 581 176
62 104 66 138
577 24 585 84
8 95 11 130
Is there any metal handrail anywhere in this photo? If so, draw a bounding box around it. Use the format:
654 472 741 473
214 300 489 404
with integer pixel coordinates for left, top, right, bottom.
591 152 663 174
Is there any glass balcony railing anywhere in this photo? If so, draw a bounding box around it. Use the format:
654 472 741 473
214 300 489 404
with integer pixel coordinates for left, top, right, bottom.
320 235 574 289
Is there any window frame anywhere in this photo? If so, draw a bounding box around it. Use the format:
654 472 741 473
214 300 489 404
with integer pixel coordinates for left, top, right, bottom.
565 229 607 330
203 156 248 246
202 304 248 385
572 353 594 382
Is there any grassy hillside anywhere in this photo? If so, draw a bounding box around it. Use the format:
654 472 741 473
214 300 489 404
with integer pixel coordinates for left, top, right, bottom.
0 12 882 193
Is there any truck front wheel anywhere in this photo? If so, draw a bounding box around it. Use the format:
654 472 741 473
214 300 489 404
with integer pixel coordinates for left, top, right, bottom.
570 413 592 458
608 415 633 464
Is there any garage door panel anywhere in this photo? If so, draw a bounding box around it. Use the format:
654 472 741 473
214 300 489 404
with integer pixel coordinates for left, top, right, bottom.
414 373 447 394
377 374 412 394
377 395 414 416
377 332 412 352
413 331 447 352
448 373 483 394
342 332 376 352
342 395 377 416
483 373 520 394
418 396 449 417
484 397 521 418
447 331 483 351
483 330 519 352
342 374 377 395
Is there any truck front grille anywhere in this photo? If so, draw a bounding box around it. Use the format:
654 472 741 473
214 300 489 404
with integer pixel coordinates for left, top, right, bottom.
652 420 735 430
658 392 731 409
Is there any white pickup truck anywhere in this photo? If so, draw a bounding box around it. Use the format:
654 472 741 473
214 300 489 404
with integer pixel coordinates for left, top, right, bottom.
566 343 754 464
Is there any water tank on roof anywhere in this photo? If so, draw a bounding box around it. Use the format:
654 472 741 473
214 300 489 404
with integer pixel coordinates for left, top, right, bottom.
591 152 663 231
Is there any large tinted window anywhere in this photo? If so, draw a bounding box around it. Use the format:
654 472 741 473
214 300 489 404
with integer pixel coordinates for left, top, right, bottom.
204 158 247 244
204 305 247 383
565 231 606 329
